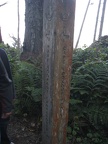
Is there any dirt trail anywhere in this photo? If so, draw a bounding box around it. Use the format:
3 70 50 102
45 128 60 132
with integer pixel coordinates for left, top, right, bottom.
8 116 42 144
8 116 71 144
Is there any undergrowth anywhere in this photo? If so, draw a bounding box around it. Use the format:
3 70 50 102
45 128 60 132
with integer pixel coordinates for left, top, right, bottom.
0 43 108 143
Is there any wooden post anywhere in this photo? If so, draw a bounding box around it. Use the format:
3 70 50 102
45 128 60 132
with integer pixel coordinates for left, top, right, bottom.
42 0 76 144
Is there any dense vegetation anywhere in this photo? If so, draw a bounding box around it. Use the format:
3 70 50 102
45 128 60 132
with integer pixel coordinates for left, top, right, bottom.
0 39 108 143
68 46 108 143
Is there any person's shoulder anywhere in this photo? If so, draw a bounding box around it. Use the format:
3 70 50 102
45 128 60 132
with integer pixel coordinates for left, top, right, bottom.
0 48 6 53
0 48 7 56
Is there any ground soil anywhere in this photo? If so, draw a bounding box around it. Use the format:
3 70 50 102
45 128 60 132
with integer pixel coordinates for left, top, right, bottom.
8 116 71 144
8 116 42 144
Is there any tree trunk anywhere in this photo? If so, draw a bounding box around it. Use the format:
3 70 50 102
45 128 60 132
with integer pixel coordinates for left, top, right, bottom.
22 0 43 60
17 0 20 49
93 0 101 42
98 0 107 39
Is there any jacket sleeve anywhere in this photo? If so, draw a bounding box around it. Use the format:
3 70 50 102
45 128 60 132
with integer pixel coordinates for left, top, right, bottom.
1 84 14 113
0 57 12 87
0 48 15 114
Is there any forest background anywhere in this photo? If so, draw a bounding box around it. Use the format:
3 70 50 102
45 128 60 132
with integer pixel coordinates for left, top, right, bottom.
0 0 108 48
0 0 108 144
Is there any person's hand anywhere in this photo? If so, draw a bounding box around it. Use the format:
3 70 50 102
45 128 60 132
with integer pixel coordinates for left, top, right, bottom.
1 112 12 119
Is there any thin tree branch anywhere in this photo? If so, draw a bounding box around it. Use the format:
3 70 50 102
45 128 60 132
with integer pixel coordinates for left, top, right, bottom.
0 2 7 7
75 0 91 48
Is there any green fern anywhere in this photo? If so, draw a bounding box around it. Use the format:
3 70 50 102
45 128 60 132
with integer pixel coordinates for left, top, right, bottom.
13 61 42 115
69 61 108 143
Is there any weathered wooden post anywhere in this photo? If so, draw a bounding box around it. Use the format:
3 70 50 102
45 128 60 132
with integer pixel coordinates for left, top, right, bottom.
42 0 76 144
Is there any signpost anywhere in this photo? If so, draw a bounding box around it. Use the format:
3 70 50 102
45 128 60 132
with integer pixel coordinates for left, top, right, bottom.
42 0 76 144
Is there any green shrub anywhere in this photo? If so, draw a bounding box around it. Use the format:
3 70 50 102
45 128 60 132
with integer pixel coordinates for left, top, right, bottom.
1 42 108 143
13 61 42 116
68 46 108 143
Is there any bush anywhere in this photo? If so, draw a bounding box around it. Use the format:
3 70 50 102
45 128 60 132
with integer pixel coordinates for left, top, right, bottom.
13 61 42 116
68 46 108 143
1 42 108 143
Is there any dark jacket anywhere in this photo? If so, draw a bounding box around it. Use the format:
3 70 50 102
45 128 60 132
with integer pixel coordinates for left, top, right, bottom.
0 48 15 115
